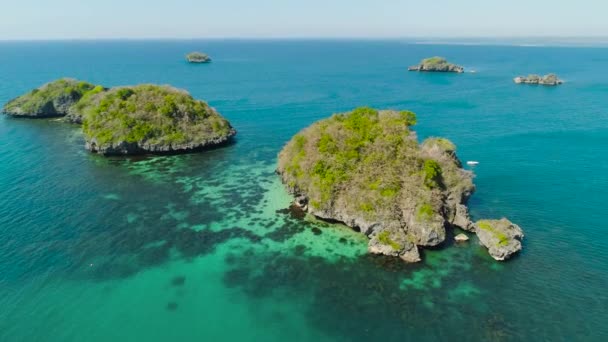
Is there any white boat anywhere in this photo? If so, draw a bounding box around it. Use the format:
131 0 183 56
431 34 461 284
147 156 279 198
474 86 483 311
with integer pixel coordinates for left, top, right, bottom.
466 161 479 166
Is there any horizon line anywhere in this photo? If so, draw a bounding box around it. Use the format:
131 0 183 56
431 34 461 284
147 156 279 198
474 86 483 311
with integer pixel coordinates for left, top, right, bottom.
2 36 608 49
2 35 608 42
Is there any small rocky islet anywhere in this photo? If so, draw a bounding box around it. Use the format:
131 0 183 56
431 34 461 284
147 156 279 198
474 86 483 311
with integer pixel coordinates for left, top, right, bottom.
277 107 523 261
1 78 236 155
186 51 212 63
408 56 464 73
514 73 563 86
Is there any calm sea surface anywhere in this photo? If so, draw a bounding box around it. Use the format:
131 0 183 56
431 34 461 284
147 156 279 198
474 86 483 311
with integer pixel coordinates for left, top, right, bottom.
0 40 607 341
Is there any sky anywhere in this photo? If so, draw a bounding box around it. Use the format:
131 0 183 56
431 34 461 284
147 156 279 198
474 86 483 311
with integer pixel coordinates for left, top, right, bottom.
1 0 607 40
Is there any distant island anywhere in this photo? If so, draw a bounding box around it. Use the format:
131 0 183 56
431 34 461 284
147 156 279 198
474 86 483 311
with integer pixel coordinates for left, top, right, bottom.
186 52 212 63
408 57 464 73
2 79 235 155
514 74 563 86
277 107 523 262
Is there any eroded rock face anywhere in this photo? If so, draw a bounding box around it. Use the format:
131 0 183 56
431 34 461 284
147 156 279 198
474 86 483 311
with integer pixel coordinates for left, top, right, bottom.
368 228 421 263
475 218 524 261
408 57 464 73
514 74 563 86
85 129 236 155
405 210 446 247
452 204 475 231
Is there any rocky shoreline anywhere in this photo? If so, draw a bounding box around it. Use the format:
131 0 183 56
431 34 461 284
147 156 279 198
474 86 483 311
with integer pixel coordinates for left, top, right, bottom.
291 192 523 262
85 128 236 155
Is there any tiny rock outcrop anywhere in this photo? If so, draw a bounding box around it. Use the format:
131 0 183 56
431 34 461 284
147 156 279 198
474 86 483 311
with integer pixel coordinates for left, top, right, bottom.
186 52 212 63
475 219 524 260
514 74 563 86
408 57 464 73
455 233 469 242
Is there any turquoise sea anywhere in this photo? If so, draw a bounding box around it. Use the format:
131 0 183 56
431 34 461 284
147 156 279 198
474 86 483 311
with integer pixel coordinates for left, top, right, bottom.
0 40 607 341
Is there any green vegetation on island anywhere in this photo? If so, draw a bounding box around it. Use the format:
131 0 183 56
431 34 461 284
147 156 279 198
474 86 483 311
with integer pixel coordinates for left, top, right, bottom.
475 219 524 260
422 56 447 66
277 107 522 262
408 57 464 73
2 79 235 156
66 85 107 123
2 78 99 118
81 85 234 154
186 52 212 63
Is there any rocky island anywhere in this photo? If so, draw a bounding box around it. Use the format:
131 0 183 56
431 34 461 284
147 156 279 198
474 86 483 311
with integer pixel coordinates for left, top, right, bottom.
408 57 464 73
186 52 212 63
2 79 236 156
514 74 563 86
277 107 523 261
81 85 235 155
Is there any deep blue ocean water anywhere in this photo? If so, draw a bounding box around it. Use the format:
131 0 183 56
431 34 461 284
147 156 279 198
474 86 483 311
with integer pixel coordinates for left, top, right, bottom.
0 40 607 341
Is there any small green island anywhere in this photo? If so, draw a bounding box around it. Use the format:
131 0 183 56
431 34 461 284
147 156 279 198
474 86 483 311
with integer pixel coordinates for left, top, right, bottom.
2 79 235 155
408 57 464 73
277 107 523 261
186 52 212 63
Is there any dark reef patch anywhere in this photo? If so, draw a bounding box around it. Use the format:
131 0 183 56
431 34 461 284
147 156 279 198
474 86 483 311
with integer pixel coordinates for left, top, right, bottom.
1 143 286 285
294 244 307 256
275 205 306 220
171 276 186 286
221 250 516 342
66 189 264 281
224 253 237 265
137 243 171 267
264 222 305 242
170 227 260 259
265 206 336 242
166 302 179 311
223 267 252 288
89 260 139 281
